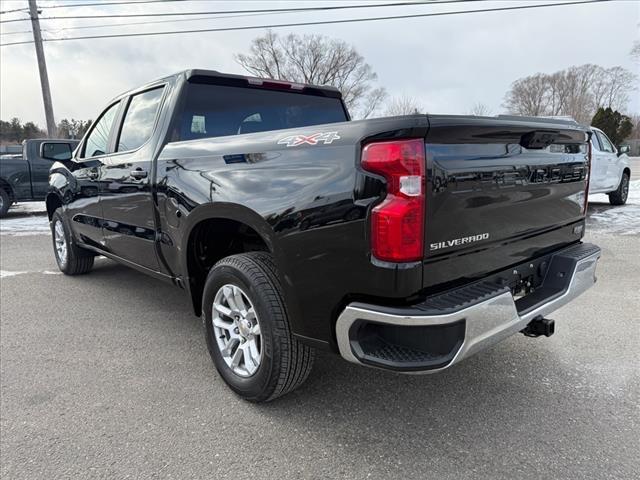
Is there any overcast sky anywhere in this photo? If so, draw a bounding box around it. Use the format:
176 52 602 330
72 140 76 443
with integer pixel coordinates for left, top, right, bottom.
1 0 638 126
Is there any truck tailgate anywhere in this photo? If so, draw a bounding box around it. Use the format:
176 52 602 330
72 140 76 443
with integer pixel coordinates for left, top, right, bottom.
422 115 590 290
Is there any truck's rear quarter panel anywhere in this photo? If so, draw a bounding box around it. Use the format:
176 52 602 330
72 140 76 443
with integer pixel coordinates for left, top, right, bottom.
157 117 428 346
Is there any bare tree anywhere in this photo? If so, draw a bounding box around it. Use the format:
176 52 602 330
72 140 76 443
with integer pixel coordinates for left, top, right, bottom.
359 88 387 119
503 73 550 117
503 64 637 123
384 94 423 116
57 118 92 139
562 64 599 123
544 71 567 116
468 102 492 116
236 31 386 119
631 40 640 63
599 66 637 111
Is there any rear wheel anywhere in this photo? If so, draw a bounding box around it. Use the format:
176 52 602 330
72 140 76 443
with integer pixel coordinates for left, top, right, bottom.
203 252 315 402
51 210 94 275
0 188 11 218
608 172 629 206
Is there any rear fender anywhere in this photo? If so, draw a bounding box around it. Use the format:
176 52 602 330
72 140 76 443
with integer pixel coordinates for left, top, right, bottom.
179 202 282 315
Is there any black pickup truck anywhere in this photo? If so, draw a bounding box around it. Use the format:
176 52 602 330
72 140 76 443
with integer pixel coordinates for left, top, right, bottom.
0 138 79 217
46 70 601 402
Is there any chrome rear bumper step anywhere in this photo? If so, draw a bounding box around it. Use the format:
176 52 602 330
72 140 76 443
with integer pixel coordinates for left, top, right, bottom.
336 243 601 373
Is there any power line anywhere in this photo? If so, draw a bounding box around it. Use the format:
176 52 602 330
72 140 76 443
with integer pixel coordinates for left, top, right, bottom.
0 0 185 14
37 0 186 8
0 7 28 15
0 4 29 14
0 1 478 24
0 1 475 40
0 0 610 47
0 29 35 37
0 10 313 37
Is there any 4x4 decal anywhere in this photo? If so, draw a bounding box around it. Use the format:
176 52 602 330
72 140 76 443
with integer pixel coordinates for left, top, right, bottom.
277 131 341 147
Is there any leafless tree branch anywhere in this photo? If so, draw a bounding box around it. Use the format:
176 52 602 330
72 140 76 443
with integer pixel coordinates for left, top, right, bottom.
503 64 637 123
384 94 423 117
468 102 492 116
234 30 383 118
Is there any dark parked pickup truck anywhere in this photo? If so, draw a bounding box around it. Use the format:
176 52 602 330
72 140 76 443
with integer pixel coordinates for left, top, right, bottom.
47 70 601 402
0 138 79 217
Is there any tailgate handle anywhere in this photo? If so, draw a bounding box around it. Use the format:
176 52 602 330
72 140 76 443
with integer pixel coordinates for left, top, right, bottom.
520 130 559 149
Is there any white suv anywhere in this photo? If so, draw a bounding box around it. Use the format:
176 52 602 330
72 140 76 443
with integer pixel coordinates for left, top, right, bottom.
589 126 631 205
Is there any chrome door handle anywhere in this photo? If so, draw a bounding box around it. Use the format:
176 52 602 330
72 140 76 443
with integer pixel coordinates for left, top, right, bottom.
130 169 148 179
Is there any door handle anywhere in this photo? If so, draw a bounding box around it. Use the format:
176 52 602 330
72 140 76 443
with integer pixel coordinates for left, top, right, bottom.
130 169 148 179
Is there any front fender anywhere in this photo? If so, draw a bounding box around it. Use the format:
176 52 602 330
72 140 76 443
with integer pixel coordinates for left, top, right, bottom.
48 162 77 211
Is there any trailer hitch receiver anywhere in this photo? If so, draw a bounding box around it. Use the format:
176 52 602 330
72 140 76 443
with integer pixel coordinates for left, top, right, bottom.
521 316 555 337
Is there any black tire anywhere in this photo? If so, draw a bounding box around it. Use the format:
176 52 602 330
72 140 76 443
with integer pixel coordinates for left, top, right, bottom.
0 188 11 218
203 252 315 402
608 171 629 206
51 210 94 275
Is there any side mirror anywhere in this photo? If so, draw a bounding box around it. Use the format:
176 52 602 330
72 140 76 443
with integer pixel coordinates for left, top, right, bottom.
617 145 630 156
40 142 73 161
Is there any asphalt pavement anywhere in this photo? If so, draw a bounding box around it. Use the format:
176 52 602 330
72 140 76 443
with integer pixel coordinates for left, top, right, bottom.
1 220 639 479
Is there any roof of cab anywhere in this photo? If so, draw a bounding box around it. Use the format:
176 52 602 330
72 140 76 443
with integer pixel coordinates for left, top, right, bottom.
185 69 340 91
110 69 342 104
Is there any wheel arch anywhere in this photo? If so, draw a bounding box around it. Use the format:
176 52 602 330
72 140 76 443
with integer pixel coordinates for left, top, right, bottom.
45 192 63 220
0 178 15 202
181 203 277 316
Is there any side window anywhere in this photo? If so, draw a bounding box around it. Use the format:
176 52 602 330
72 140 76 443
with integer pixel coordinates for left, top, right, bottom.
117 87 164 152
41 142 73 161
591 131 602 151
596 131 615 153
82 101 120 158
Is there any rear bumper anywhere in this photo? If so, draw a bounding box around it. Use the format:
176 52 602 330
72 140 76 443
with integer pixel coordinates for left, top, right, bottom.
336 242 601 373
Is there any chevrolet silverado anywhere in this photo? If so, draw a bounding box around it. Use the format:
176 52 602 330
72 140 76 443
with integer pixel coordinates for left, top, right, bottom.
46 70 601 402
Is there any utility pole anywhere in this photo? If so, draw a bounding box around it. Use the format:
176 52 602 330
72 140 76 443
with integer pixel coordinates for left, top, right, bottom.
28 0 56 138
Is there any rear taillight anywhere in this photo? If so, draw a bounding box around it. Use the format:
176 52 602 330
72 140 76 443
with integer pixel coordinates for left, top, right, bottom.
361 139 425 262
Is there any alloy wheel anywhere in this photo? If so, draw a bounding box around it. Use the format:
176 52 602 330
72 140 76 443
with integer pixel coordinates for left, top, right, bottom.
54 220 68 267
621 175 629 203
212 284 262 377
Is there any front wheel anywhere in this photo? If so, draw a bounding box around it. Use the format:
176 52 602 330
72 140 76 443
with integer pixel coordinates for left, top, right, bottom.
203 252 315 402
51 210 95 275
608 172 629 206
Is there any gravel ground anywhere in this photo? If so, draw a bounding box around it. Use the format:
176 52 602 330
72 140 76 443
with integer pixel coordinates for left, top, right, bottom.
1 221 639 478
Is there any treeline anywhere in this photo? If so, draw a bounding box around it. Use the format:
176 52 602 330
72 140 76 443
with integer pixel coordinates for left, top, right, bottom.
0 117 92 143
503 64 636 125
